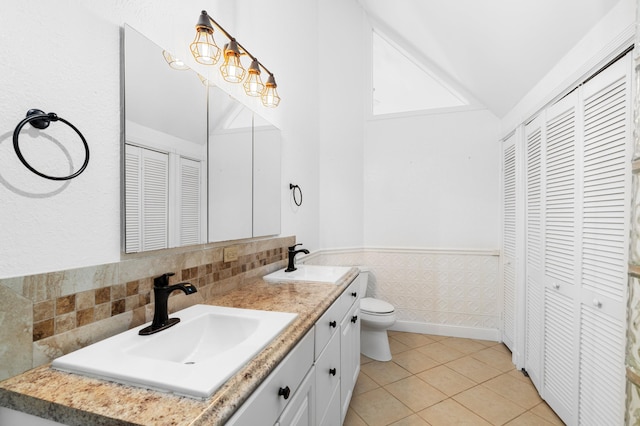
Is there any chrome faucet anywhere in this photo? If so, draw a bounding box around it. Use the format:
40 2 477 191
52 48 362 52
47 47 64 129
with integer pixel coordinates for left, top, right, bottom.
285 243 310 272
139 272 197 335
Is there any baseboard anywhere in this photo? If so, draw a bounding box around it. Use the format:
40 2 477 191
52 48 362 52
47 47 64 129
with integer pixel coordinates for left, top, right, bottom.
390 320 501 342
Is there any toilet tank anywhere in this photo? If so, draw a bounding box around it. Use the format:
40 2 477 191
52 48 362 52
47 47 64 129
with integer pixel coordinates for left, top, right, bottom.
357 266 371 295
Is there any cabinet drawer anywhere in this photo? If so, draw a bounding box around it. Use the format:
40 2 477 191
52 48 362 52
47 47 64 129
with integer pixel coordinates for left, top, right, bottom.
314 296 345 359
227 329 314 426
340 276 362 314
315 329 340 425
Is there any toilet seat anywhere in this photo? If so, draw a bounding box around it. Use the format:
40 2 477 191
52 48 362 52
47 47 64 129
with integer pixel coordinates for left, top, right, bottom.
361 297 394 314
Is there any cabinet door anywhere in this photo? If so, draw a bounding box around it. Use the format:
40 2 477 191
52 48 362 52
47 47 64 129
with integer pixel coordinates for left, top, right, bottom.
340 304 360 423
502 134 517 351
315 330 341 425
277 367 315 426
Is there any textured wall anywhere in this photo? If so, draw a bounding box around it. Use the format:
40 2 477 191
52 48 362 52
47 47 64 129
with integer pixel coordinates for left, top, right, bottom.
308 248 500 340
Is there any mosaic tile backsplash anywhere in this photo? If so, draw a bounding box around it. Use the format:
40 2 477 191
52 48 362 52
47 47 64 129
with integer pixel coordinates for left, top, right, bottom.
0 236 294 381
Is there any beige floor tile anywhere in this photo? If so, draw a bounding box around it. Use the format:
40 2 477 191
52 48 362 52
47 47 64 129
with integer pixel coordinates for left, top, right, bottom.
344 408 368 426
390 337 412 355
529 402 565 425
361 360 412 386
483 373 542 409
391 332 437 348
416 342 465 363
354 371 379 395
445 355 502 383
504 411 557 426
350 387 413 426
489 343 512 355
439 337 489 354
424 334 448 341
507 369 532 383
385 376 447 411
470 347 516 372
361 354 375 365
416 365 476 396
392 349 440 374
388 414 431 426
453 386 526 425
470 338 500 348
418 399 492 426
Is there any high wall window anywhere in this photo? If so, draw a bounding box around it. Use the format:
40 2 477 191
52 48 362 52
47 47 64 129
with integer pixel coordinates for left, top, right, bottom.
372 30 468 116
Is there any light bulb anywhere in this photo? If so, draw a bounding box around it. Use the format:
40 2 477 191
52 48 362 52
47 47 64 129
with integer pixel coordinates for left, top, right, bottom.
220 39 246 83
190 11 221 65
243 59 264 96
261 74 281 108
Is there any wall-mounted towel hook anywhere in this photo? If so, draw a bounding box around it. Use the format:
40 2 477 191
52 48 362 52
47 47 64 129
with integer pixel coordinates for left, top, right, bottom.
13 109 90 181
289 183 303 206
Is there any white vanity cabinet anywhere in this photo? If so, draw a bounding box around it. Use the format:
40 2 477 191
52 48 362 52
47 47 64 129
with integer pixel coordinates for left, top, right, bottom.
229 274 361 426
227 330 315 426
314 277 361 425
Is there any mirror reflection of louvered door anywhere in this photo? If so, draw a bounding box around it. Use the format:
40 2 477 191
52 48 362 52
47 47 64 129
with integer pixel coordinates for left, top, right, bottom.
502 135 516 351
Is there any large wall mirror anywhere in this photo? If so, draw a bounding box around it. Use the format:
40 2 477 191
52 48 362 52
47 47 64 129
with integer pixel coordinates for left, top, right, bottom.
208 88 281 242
123 25 281 253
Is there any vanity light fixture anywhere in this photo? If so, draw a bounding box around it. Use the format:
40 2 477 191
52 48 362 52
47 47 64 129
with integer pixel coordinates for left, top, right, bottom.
190 10 281 107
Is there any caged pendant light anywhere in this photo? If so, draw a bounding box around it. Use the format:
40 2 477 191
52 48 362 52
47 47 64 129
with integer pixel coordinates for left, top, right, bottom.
189 10 281 107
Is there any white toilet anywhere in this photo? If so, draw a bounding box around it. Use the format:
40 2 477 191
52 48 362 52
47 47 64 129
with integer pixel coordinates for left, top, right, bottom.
358 267 396 361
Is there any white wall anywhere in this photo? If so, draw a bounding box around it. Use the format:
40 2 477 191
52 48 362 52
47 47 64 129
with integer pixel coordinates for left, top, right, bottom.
317 0 367 250
501 0 635 135
0 1 320 278
364 110 501 249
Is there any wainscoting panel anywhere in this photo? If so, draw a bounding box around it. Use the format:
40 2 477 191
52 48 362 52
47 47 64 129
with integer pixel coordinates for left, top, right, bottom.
307 248 500 341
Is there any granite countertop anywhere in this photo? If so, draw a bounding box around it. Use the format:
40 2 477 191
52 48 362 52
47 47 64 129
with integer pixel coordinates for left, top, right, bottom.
0 268 360 426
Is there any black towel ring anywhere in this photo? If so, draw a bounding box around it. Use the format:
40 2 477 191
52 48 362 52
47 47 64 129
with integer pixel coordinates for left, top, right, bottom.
290 183 303 206
13 109 90 181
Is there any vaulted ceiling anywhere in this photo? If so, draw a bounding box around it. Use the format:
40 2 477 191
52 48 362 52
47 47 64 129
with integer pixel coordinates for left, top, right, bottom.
359 0 623 117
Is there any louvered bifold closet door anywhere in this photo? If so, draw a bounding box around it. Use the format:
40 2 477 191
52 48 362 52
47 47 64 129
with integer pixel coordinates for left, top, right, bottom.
577 52 630 426
542 92 579 424
502 135 516 350
124 144 169 253
524 115 544 393
141 148 169 251
179 157 202 246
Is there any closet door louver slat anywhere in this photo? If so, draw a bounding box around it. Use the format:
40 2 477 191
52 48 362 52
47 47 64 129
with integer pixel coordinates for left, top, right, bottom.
179 157 201 246
125 145 141 253
544 107 576 286
502 138 516 350
578 306 625 425
543 289 576 421
582 76 627 300
141 151 169 251
577 55 629 426
525 120 544 392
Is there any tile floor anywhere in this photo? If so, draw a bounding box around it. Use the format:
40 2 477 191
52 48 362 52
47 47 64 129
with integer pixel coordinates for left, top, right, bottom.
345 331 565 426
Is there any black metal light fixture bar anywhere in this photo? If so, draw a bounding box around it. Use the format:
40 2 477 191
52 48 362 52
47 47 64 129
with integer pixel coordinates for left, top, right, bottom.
190 10 280 108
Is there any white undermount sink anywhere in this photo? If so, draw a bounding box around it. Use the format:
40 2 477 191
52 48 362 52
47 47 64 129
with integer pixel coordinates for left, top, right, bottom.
263 265 352 284
51 304 297 399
